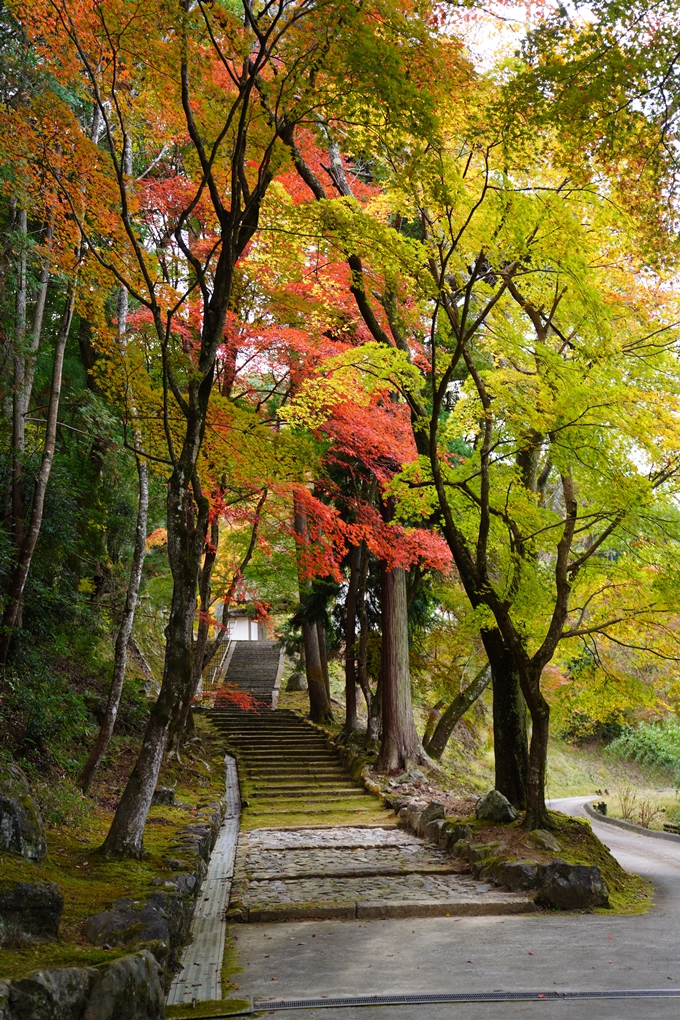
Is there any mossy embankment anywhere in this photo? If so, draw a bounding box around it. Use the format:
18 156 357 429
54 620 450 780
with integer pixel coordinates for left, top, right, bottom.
0 715 227 981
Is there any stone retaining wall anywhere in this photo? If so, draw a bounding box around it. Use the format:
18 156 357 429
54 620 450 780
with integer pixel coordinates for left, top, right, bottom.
0 787 230 1019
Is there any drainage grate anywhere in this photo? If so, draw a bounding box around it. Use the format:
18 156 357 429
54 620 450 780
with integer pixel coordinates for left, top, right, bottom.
251 988 680 1010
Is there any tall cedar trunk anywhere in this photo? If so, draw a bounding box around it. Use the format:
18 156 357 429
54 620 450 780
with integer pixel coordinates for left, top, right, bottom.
423 665 492 760
302 620 332 722
78 281 148 793
522 669 551 828
293 500 333 723
342 543 361 734
482 629 529 809
376 564 421 771
172 516 219 744
0 284 76 664
11 207 28 555
317 620 331 701
79 450 148 792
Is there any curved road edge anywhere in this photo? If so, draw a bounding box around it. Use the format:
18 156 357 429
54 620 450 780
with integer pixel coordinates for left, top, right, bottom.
581 801 680 844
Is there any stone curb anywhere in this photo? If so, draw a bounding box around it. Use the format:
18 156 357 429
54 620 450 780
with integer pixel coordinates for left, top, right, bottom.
584 801 680 843
233 896 536 923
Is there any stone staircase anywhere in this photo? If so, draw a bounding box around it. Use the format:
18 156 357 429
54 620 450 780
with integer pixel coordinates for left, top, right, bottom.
208 706 534 922
210 708 391 828
223 639 283 708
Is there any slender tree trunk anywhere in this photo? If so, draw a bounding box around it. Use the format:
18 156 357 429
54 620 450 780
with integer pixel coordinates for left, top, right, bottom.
376 564 422 772
101 466 209 857
423 701 445 747
22 216 54 422
0 283 76 664
200 489 266 673
79 449 149 793
293 498 333 723
172 516 219 744
11 208 28 555
482 629 529 809
341 543 361 735
128 634 155 688
356 545 370 711
79 267 149 792
423 665 492 760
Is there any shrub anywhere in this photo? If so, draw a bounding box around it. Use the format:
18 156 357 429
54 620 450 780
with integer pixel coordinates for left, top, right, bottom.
607 722 680 781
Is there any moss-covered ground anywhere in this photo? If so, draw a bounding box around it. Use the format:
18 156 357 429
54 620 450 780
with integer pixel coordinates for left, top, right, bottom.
0 715 227 981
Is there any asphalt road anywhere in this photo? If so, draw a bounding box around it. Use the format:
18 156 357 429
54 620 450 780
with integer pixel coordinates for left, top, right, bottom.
233 797 680 1019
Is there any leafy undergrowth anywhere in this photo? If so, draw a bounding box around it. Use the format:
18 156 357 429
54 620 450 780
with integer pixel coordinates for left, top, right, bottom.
464 811 653 915
607 722 680 782
0 715 227 981
545 737 675 799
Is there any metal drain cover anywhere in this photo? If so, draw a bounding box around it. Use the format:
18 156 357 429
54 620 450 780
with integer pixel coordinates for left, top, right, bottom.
252 988 680 1010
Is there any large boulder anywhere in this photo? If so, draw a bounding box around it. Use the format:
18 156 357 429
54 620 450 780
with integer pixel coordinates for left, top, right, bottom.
0 880 63 947
84 899 169 950
8 966 95 1020
537 861 610 910
500 861 540 891
0 764 46 861
83 951 164 1020
475 790 518 824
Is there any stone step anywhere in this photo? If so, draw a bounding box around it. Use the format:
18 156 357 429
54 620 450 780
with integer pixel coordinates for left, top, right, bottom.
249 788 363 798
249 791 367 802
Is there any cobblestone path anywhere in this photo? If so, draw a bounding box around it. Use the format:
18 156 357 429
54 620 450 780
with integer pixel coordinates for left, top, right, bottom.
229 826 535 921
210 707 534 922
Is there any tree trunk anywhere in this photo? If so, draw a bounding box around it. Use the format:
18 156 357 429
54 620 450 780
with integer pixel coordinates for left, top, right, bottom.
172 516 219 745
293 499 333 723
366 673 381 747
79 449 149 793
317 620 331 701
0 283 76 664
22 216 54 425
302 620 333 723
376 564 422 772
101 467 209 857
482 629 529 810
341 543 361 735
79 272 149 792
522 669 551 829
356 544 371 712
423 665 492 760
423 701 445 747
11 207 28 555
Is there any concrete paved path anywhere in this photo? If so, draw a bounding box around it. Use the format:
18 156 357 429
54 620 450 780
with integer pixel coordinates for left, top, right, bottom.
232 795 680 1018
166 756 241 1007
